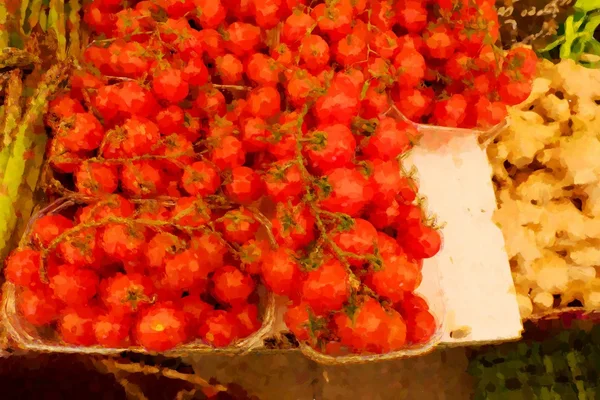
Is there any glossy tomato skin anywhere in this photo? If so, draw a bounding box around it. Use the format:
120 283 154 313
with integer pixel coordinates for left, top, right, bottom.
50 264 99 306
211 266 256 306
94 312 132 347
101 273 156 316
367 253 422 303
260 247 303 298
134 303 189 351
59 308 98 346
4 249 43 288
231 303 261 338
303 124 356 174
284 302 312 341
18 287 62 326
317 167 374 217
271 202 316 250
198 310 240 347
301 258 350 315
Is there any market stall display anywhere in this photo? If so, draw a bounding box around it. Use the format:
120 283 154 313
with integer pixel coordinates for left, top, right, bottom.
5 0 595 369
1 0 524 359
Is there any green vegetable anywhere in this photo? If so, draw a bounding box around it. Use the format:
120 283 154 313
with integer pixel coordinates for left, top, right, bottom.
538 5 600 68
39 7 48 32
575 0 600 12
67 0 81 59
0 60 71 257
0 70 24 178
47 0 66 59
25 0 44 33
0 2 9 48
7 115 47 253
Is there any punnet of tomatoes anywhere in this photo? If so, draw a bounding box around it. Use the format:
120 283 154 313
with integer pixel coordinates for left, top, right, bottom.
1 0 511 356
4 196 268 352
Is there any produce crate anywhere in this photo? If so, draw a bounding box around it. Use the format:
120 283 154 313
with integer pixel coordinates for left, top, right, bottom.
1 114 526 362
2 196 276 355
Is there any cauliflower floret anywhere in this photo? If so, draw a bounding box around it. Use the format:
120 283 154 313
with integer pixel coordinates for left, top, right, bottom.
534 223 557 249
533 251 569 294
511 255 537 286
569 246 600 268
554 59 600 98
539 200 600 242
557 133 600 185
532 290 554 310
556 60 600 120
487 142 511 182
568 265 596 283
517 76 552 110
515 170 569 205
513 268 535 293
501 224 544 263
503 109 562 168
583 278 600 309
539 94 571 123
516 293 533 319
582 183 600 218
495 189 544 227
571 113 600 137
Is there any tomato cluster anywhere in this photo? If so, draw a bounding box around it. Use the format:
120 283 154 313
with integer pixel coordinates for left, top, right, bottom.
7 0 461 355
5 196 265 351
389 1 538 128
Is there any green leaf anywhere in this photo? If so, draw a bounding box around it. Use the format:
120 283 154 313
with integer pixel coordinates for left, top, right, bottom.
39 7 48 32
582 14 600 38
27 0 44 31
561 15 577 59
585 38 600 55
573 10 589 31
539 37 567 53
19 0 29 34
574 0 600 12
572 36 589 58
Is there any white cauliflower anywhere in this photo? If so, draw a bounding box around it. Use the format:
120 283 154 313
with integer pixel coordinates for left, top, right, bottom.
539 94 571 123
583 183 600 218
557 134 600 186
489 59 600 316
516 293 533 319
515 170 568 205
501 109 562 168
569 246 600 268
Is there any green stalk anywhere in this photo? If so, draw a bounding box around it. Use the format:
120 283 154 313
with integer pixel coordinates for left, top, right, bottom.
0 69 23 172
67 0 81 59
26 0 44 32
19 0 30 34
48 0 66 60
39 7 48 32
3 0 24 48
4 117 47 258
0 60 71 256
0 2 10 48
